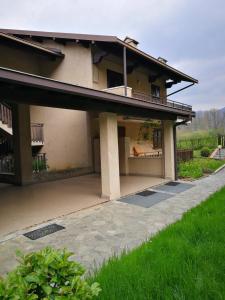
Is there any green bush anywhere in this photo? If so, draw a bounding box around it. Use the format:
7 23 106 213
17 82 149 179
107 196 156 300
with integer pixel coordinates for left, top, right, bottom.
200 147 210 157
0 247 101 300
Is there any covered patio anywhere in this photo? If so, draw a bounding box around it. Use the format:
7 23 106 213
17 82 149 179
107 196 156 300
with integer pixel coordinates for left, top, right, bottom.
0 67 192 237
0 174 167 238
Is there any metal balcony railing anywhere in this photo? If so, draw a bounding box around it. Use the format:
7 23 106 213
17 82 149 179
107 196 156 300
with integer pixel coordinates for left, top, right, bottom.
0 153 48 174
132 90 192 112
32 153 47 173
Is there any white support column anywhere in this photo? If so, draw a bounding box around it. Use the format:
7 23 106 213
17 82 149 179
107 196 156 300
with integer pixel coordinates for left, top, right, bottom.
99 112 120 200
163 120 175 180
12 103 33 185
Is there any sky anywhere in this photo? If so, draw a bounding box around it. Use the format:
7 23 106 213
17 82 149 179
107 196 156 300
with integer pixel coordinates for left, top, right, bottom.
0 0 225 111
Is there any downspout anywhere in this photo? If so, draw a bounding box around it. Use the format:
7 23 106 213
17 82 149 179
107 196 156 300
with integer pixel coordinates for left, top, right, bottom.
173 119 190 180
123 46 127 96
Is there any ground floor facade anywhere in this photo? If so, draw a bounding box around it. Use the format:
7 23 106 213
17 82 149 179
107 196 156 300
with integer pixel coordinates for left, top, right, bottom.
1 102 176 201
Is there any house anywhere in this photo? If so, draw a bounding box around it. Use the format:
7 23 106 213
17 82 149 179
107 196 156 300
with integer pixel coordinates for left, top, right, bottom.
0 29 198 201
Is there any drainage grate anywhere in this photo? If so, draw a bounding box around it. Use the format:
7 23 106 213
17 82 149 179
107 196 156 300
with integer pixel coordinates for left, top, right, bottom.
136 190 156 197
155 182 194 193
165 181 180 186
119 192 172 208
24 224 65 240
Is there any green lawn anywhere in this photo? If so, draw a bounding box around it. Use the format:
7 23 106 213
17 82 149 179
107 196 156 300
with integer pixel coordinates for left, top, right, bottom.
90 187 225 300
178 158 225 179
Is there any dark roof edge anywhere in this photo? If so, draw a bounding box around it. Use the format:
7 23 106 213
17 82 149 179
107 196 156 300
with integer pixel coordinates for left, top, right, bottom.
0 67 193 116
0 28 118 43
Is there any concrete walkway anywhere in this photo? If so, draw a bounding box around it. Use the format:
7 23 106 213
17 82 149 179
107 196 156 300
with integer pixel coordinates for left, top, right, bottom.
0 169 225 276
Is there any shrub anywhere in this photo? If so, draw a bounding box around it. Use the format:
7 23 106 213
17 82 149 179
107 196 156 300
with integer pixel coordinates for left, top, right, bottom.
200 147 210 157
0 247 101 300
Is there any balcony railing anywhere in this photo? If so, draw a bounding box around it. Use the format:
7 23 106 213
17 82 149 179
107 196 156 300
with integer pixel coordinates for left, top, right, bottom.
132 90 192 112
31 123 44 145
103 87 192 113
32 153 48 173
0 153 47 174
0 155 14 174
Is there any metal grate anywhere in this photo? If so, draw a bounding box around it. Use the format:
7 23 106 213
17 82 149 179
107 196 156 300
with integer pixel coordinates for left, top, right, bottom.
136 190 156 197
119 192 172 208
24 223 65 240
165 182 180 186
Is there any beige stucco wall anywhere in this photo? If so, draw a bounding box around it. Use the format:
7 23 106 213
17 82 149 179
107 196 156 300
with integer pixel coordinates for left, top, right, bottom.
30 106 92 171
118 121 158 156
128 157 163 177
37 41 93 87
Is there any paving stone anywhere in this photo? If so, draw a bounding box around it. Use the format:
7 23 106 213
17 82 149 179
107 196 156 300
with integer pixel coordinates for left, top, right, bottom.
0 170 225 276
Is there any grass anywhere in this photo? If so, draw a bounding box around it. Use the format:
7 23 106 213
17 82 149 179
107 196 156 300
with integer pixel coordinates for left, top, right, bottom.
193 148 214 158
90 187 225 300
178 158 225 179
176 130 218 151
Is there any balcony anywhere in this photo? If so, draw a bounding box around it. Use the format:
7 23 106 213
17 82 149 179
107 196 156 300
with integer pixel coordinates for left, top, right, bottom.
103 86 192 113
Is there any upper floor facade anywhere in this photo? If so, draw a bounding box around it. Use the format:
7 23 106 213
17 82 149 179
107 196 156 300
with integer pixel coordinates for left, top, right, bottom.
0 29 198 118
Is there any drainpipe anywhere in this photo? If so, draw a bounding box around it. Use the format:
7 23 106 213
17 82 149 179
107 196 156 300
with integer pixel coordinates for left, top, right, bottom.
173 119 189 180
123 46 127 96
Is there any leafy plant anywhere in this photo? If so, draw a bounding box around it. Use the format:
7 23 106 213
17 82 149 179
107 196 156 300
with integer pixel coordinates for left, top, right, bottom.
137 120 161 141
32 156 48 173
200 147 210 157
0 247 101 300
178 158 225 179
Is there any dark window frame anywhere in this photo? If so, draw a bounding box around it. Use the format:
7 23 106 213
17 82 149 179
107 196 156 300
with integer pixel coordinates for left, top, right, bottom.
107 69 124 88
151 84 160 98
153 128 162 149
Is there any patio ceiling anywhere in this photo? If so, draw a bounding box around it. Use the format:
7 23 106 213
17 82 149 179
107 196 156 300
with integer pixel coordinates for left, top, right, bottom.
0 67 192 120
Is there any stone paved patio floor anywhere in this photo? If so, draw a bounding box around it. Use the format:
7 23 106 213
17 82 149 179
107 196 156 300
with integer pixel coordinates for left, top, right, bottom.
0 169 225 276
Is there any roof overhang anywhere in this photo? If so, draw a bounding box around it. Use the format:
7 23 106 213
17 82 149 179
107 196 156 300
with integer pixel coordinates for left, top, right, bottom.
0 29 198 84
0 67 194 120
0 31 64 58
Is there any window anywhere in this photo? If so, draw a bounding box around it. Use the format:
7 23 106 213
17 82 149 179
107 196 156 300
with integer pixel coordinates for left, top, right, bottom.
153 128 162 149
151 84 160 98
107 70 123 88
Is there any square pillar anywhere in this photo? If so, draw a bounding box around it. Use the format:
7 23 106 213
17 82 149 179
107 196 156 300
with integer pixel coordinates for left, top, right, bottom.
163 120 175 180
99 112 120 200
12 103 33 185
